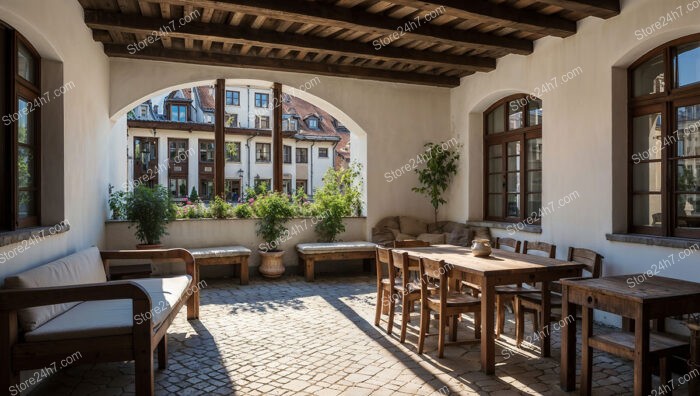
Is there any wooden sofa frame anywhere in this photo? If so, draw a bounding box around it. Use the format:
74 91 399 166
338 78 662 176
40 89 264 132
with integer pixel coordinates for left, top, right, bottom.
0 249 199 396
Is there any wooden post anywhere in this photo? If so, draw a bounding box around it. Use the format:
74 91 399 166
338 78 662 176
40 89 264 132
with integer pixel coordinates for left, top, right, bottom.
273 82 283 192
215 79 225 198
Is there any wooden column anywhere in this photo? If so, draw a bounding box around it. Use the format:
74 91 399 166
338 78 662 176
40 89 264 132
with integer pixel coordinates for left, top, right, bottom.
215 79 225 198
273 82 283 192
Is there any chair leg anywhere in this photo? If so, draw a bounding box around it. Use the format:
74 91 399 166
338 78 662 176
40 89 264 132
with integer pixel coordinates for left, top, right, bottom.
374 285 383 326
496 295 505 337
450 315 458 342
400 297 411 343
418 306 429 354
515 297 524 347
387 291 396 335
157 334 168 370
438 312 447 358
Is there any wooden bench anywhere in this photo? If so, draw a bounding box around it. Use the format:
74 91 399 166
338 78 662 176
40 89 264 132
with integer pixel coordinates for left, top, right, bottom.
189 246 252 285
0 247 198 396
296 242 377 282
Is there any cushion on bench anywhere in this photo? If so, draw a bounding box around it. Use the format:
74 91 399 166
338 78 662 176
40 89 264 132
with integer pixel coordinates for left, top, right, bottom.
24 275 192 342
3 247 107 331
188 246 252 259
296 242 377 254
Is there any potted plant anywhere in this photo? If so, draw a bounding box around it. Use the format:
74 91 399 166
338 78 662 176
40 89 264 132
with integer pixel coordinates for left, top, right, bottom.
125 184 177 249
254 191 295 278
312 163 363 242
412 142 461 224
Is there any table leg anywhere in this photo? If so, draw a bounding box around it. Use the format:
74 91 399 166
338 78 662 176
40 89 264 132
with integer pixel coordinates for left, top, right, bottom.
634 312 651 396
541 280 551 357
560 283 577 391
480 277 495 374
581 305 593 395
240 257 249 285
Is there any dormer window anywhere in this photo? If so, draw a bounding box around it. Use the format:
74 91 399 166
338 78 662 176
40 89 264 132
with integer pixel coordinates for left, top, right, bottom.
282 118 298 131
307 117 319 130
140 105 148 118
169 103 188 122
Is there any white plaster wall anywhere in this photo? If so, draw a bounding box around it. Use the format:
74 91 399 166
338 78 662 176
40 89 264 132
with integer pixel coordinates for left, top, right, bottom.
447 0 700 325
109 61 453 233
0 0 111 282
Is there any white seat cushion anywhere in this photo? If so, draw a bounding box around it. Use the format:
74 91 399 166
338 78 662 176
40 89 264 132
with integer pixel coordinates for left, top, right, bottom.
24 275 192 342
296 242 377 254
188 246 251 259
3 247 107 331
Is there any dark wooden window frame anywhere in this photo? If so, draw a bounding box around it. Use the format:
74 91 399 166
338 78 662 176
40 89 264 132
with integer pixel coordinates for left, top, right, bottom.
628 33 700 239
296 147 308 164
254 92 269 108
256 142 271 163
226 141 241 163
483 93 542 223
318 147 329 158
133 137 159 189
167 101 189 122
167 138 188 199
225 90 239 106
283 145 292 164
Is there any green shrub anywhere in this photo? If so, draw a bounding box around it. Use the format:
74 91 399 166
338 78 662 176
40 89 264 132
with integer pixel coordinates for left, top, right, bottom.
254 191 295 251
188 187 199 202
210 196 233 219
108 190 127 220
125 185 177 245
312 162 364 242
233 203 254 219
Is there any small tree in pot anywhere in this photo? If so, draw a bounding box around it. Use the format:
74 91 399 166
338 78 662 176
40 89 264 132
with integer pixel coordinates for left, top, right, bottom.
254 191 295 278
125 184 177 249
412 142 461 224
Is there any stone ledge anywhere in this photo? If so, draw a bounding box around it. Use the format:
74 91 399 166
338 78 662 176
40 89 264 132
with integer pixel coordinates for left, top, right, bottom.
466 220 542 234
0 223 71 249
606 233 699 249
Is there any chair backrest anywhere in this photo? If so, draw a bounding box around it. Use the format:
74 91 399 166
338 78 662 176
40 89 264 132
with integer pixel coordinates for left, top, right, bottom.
375 247 391 281
523 241 556 258
418 257 450 304
393 240 431 248
390 250 412 289
567 247 604 278
496 237 521 253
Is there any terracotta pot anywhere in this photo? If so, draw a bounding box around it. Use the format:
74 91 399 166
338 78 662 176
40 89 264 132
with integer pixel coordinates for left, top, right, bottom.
136 244 164 250
259 250 285 278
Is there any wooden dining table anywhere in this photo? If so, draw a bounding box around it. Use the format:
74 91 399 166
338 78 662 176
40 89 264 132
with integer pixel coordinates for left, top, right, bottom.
392 244 585 374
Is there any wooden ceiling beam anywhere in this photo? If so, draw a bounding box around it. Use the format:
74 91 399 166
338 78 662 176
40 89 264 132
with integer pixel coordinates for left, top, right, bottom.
155 0 533 54
388 0 577 37
85 10 496 72
101 43 461 87
533 0 620 19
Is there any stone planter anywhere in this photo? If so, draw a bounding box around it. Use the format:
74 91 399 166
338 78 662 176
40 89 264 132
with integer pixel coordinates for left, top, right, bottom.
259 250 285 278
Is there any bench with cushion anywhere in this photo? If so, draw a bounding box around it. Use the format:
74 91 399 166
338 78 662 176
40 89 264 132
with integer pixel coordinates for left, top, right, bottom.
188 246 252 285
297 242 377 282
371 216 490 247
0 247 198 396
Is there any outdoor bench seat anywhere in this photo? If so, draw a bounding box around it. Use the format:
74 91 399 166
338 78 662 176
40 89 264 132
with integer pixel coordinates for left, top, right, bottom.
296 242 377 282
0 247 199 396
188 246 251 285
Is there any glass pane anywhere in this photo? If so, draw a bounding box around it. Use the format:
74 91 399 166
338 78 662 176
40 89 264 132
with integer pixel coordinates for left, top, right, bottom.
17 99 35 145
17 147 34 188
488 174 503 193
507 141 520 156
676 104 700 157
488 157 503 173
676 159 700 191
632 113 662 160
633 54 665 97
487 105 505 134
508 100 524 130
488 194 503 218
632 194 662 227
526 194 542 219
675 42 700 88
507 194 520 217
18 191 35 218
507 173 520 193
527 170 542 192
17 41 35 84
632 162 662 192
528 99 543 126
677 194 700 229
526 138 542 170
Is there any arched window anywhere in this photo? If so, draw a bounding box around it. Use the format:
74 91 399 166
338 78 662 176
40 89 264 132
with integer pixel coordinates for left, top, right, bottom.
628 34 700 239
1 21 41 230
484 94 542 222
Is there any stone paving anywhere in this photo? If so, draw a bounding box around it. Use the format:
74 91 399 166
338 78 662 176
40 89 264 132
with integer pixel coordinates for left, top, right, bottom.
28 275 691 395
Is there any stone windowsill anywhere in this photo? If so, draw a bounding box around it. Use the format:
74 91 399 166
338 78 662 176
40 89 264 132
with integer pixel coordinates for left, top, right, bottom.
467 220 542 234
0 224 71 249
606 233 699 249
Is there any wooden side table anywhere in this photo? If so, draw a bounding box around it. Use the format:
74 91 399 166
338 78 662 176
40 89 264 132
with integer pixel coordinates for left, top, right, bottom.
561 275 700 395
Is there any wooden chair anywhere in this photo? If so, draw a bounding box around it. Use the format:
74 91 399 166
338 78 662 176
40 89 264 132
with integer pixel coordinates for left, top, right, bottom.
417 257 481 358
374 247 393 327
393 240 431 248
387 250 430 343
515 247 601 347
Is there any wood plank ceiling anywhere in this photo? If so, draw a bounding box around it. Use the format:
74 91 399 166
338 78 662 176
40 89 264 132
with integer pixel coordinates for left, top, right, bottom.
78 0 620 87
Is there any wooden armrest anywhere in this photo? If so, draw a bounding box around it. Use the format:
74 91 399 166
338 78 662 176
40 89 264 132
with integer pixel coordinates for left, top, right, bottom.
100 249 195 277
0 281 151 311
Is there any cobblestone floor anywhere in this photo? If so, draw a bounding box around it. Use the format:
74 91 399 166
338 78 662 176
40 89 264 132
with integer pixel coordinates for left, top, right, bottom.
29 275 690 395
